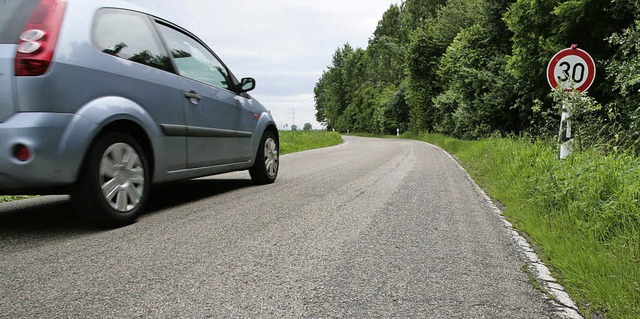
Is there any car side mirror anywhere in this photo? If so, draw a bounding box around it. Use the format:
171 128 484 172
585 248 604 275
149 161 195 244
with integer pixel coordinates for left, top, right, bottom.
239 77 256 93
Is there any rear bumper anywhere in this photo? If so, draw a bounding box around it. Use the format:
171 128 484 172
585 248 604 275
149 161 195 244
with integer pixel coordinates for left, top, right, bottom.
0 112 94 193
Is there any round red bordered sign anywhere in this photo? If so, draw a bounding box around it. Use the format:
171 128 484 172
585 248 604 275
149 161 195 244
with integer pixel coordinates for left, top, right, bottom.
547 46 596 92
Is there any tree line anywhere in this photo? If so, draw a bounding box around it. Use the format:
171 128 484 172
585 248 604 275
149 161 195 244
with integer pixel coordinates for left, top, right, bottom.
314 0 640 148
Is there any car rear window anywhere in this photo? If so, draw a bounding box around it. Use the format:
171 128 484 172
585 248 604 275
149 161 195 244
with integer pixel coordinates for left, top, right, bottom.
92 8 174 72
0 0 40 44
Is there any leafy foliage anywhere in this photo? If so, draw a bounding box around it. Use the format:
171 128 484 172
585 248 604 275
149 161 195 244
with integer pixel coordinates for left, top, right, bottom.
314 0 640 149
606 4 640 149
436 23 520 138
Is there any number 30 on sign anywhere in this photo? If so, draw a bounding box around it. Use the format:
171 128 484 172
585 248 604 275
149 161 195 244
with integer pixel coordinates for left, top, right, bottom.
547 45 596 92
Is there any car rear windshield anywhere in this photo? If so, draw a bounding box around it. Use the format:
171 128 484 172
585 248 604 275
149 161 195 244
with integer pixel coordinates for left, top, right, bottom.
0 0 40 44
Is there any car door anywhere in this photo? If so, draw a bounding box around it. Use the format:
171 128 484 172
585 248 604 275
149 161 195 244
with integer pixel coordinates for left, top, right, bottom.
92 9 189 172
155 22 255 168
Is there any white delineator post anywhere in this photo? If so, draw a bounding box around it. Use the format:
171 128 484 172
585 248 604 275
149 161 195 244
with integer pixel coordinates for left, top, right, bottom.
558 102 572 159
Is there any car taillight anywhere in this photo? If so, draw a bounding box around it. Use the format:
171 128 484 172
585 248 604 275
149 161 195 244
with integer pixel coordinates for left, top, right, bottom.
14 0 67 76
12 144 32 162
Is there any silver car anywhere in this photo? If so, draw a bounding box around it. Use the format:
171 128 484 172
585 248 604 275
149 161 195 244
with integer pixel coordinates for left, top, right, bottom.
0 0 279 226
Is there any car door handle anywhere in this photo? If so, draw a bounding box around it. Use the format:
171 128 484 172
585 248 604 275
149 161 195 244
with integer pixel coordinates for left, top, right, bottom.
184 91 201 104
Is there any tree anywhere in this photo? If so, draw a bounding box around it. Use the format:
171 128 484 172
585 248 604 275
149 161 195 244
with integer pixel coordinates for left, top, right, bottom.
406 24 441 132
366 5 407 86
401 0 446 36
406 0 485 133
605 2 640 148
303 123 313 131
314 44 355 130
435 23 518 138
504 0 635 136
316 0 640 140
431 0 521 138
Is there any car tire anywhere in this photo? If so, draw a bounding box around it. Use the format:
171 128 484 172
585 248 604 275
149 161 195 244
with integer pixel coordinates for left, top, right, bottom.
249 130 279 184
71 132 150 227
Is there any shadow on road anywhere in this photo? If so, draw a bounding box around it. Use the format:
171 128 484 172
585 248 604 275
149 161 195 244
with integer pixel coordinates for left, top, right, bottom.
146 177 254 213
0 197 94 237
0 177 255 237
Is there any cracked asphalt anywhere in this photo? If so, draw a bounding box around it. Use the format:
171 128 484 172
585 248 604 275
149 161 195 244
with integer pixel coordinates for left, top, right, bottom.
0 136 563 318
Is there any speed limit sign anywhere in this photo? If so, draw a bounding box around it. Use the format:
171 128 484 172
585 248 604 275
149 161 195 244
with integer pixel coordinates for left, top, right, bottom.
547 45 596 92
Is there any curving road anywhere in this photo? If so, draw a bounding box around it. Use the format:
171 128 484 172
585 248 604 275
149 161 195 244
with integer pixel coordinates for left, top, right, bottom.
0 136 562 318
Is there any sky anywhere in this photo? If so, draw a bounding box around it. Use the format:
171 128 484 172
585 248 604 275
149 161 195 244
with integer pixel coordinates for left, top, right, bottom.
130 0 399 130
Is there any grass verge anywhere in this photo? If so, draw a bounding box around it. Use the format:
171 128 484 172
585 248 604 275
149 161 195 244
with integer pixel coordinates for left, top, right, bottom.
409 132 639 319
279 130 343 155
0 195 31 203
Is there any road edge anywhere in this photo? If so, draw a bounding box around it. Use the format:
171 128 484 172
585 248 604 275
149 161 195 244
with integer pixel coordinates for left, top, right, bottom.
426 142 584 319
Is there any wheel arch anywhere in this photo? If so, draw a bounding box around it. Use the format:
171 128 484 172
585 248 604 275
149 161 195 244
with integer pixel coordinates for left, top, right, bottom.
253 123 279 163
66 96 165 185
87 120 156 181
71 126 154 227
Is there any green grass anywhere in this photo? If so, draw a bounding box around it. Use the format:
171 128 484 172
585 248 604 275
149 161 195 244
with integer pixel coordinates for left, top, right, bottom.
279 130 343 155
410 132 639 319
0 195 32 203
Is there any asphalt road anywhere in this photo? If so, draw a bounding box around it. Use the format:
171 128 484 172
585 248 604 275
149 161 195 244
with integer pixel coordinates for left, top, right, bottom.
0 136 561 318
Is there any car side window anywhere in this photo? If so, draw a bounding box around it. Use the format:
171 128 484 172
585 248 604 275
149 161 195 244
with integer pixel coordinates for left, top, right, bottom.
155 23 231 90
92 9 173 72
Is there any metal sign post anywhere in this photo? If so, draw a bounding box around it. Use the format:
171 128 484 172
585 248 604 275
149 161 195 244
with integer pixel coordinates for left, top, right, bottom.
547 44 596 159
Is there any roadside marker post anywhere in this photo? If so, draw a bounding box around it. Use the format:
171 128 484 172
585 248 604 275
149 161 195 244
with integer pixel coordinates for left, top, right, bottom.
547 44 596 159
558 103 572 159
